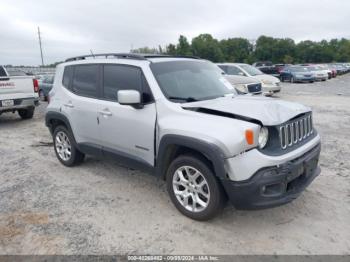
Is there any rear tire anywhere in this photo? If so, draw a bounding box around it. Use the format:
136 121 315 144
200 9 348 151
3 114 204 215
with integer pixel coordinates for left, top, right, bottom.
53 125 85 167
18 107 34 119
166 154 225 221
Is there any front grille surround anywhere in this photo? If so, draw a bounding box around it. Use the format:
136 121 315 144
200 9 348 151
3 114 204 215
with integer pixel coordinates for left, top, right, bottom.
279 114 313 150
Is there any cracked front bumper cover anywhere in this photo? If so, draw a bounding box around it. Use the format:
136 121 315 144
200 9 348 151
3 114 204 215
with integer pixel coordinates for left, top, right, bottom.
222 143 321 210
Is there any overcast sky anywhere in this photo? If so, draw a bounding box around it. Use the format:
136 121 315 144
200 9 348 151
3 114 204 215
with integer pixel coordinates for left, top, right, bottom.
1 0 349 65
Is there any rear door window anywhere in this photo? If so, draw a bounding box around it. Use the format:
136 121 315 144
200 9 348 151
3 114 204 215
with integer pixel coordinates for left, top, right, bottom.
72 65 99 98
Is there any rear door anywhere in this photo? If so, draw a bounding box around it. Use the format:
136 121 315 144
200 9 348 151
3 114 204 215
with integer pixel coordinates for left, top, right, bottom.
61 64 101 147
98 64 156 166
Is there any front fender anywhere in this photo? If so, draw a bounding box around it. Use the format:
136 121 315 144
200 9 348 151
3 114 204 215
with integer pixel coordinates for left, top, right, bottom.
155 134 227 180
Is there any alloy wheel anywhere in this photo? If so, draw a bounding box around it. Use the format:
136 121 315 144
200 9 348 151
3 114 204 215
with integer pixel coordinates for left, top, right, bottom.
172 166 210 212
55 131 72 161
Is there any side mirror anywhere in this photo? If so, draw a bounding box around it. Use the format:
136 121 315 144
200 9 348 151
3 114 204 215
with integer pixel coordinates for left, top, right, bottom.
117 90 142 108
238 72 245 76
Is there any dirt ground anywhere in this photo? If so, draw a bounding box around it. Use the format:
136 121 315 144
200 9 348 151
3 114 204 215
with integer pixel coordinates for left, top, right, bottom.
0 74 349 255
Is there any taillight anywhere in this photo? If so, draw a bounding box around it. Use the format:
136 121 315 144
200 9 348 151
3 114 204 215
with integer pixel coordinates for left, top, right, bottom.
33 79 39 92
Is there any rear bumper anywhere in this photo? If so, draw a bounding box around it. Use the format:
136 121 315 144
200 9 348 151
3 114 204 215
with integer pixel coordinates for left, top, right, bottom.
222 143 321 210
0 97 38 112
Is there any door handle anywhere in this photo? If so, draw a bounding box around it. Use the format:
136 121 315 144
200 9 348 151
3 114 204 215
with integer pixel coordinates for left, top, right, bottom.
98 109 112 116
63 102 74 108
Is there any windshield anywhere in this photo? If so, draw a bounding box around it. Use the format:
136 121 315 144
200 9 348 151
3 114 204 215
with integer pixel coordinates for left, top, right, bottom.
239 64 263 76
289 66 310 72
150 60 236 102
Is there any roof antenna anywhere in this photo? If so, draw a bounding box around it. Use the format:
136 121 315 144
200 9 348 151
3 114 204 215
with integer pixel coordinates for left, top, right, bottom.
90 49 95 58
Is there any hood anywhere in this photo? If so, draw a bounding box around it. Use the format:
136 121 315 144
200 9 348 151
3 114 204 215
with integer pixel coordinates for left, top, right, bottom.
252 74 280 84
224 75 258 85
182 96 311 126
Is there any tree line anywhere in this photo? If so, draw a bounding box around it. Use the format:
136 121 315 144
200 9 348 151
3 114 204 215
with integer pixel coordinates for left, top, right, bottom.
131 34 350 64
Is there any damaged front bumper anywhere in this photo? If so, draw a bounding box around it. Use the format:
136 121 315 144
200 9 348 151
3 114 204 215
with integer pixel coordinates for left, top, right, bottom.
221 143 321 210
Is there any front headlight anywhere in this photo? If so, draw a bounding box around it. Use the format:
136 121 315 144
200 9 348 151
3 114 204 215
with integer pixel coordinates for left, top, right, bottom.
234 84 247 93
296 74 303 78
258 127 269 149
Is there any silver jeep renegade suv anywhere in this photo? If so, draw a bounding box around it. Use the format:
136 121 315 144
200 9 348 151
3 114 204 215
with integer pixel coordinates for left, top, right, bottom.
45 53 321 221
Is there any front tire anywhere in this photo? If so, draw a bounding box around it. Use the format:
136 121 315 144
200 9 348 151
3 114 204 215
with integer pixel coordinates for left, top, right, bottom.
53 126 85 167
166 154 225 221
18 107 34 119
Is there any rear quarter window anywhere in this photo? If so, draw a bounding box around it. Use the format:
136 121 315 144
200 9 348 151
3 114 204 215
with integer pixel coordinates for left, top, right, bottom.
62 66 73 89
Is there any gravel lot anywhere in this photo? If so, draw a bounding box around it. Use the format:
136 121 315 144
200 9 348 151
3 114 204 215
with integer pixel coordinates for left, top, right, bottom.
0 75 349 255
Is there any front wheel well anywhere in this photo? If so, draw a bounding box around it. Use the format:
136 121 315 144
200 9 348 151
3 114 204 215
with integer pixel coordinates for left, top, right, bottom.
159 145 215 180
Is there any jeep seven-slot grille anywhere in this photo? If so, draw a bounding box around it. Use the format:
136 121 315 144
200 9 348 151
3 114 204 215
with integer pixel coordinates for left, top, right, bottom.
279 114 313 149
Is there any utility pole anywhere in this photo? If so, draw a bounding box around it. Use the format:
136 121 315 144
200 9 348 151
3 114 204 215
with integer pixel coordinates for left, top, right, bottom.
37 27 44 66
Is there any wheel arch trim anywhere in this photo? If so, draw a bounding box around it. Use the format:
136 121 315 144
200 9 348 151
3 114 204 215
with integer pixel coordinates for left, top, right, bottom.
155 134 227 180
45 111 73 135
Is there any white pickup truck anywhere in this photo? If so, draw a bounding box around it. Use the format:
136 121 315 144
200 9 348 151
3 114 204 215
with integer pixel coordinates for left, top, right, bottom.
0 66 39 119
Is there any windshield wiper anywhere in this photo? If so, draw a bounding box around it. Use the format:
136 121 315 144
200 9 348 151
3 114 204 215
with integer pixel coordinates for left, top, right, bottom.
168 96 199 102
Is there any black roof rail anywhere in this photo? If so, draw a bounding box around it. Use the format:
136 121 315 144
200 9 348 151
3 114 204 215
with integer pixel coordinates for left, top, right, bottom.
65 53 147 62
65 53 200 62
141 54 200 60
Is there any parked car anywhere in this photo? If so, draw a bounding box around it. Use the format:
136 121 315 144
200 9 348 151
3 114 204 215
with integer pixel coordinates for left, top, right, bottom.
345 63 350 72
45 53 321 221
324 64 337 78
280 66 315 83
217 63 281 95
307 65 328 81
316 64 332 79
38 74 55 101
224 75 262 94
332 63 347 75
0 65 39 119
274 64 291 74
252 61 280 77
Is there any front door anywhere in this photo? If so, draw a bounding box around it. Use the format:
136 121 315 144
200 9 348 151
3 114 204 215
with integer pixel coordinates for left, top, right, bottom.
98 64 156 166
